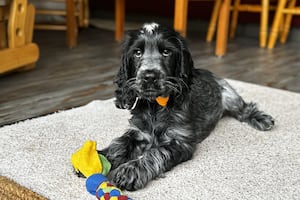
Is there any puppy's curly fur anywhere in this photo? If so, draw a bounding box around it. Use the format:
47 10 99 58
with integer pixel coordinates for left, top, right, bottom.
100 23 274 191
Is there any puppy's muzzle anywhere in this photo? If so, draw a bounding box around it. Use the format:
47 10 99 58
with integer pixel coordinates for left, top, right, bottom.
137 69 165 97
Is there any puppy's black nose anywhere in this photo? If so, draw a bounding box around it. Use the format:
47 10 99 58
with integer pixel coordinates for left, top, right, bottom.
142 70 160 83
144 73 156 83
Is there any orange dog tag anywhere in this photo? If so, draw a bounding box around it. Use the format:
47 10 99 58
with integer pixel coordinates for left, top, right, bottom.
155 96 169 107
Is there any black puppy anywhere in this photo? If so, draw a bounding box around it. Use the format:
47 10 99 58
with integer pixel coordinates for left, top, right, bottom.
100 23 274 191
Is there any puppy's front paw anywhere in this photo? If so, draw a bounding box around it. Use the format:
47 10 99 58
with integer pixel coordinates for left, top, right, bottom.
109 161 147 191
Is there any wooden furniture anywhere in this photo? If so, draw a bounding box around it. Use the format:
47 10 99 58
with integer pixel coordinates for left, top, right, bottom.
0 0 39 74
174 0 232 57
78 0 89 27
229 0 277 48
114 0 231 56
268 0 299 49
115 0 125 42
174 0 278 55
33 0 125 46
33 0 89 48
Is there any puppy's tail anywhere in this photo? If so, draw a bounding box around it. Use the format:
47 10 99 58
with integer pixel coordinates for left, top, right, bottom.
218 78 274 131
237 102 274 131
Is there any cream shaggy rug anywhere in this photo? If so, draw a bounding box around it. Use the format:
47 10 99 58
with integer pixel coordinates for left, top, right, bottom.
0 80 300 200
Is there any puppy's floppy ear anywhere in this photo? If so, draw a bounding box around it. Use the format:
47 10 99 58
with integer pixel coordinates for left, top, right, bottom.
176 35 194 85
114 32 138 109
115 34 131 87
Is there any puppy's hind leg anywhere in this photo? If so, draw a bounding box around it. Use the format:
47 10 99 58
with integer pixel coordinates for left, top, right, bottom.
218 79 275 131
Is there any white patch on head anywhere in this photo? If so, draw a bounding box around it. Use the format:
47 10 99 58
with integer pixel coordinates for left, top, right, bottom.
142 22 159 34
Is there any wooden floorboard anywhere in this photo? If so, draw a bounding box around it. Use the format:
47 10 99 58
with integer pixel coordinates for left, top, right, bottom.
0 27 299 126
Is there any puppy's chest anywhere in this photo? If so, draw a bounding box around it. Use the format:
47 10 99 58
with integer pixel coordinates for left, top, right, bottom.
138 108 186 146
145 110 169 132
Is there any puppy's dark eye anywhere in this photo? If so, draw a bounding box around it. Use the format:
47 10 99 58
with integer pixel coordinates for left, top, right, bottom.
134 49 142 58
162 49 171 57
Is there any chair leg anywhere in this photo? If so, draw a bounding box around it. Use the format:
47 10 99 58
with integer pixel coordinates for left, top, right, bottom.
216 0 231 57
174 0 188 37
115 0 125 42
8 0 27 48
229 0 240 39
24 4 35 44
267 0 287 49
82 0 89 27
259 0 269 47
77 0 89 28
279 0 296 44
206 0 222 42
278 13 285 35
23 3 37 70
78 0 84 27
66 0 78 48
0 7 7 49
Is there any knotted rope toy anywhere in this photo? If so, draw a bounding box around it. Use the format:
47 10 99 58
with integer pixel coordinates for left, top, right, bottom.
86 174 132 200
71 140 131 200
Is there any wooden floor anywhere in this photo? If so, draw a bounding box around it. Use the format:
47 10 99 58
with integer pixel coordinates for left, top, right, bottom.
1 26 300 126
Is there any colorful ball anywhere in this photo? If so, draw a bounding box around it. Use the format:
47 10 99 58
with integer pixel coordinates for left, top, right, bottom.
86 174 108 195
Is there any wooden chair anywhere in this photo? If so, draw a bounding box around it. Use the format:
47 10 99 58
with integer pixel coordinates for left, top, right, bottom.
268 0 299 49
173 0 277 56
0 0 39 74
115 0 125 42
174 0 232 56
33 0 125 47
174 0 215 38
228 0 277 48
33 0 89 48
206 0 277 48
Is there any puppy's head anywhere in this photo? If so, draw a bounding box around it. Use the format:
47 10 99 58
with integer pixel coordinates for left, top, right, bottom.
115 23 194 108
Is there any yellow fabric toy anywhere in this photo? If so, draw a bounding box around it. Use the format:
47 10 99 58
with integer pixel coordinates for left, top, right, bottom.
71 140 111 178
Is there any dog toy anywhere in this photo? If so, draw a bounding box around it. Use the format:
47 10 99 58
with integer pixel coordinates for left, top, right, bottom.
156 96 169 107
71 140 111 177
71 141 132 199
86 174 132 200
